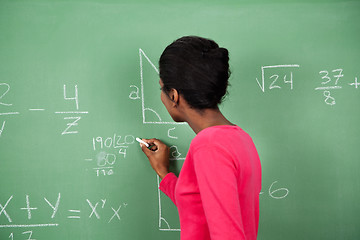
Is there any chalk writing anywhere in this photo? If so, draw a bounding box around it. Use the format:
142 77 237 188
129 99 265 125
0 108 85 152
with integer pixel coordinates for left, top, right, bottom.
133 49 186 125
1 194 127 240
108 205 122 223
0 224 58 228
62 116 81 135
253 65 358 105
313 68 360 105
63 85 79 110
0 83 89 135
167 127 178 139
96 152 116 167
57 85 88 135
0 195 13 222
94 152 116 177
128 85 140 100
8 231 35 240
28 109 45 111
256 65 300 92
156 176 179 231
0 112 19 116
0 193 128 228
85 134 136 177
169 145 183 160
0 82 18 137
259 181 289 199
349 77 360 89
92 134 135 152
67 210 80 219
87 199 100 219
314 69 343 106
20 195 38 220
268 181 289 199
0 83 12 106
22 231 34 240
44 193 61 219
0 120 5 137
323 91 336 105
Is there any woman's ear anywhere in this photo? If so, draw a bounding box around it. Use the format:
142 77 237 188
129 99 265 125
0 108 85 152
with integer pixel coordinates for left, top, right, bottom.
169 88 179 106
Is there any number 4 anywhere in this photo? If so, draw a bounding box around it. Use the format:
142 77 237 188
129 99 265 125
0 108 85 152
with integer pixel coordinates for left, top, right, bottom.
284 72 294 90
63 84 79 110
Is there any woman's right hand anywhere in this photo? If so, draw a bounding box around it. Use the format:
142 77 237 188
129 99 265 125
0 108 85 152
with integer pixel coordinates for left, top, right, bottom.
140 138 170 179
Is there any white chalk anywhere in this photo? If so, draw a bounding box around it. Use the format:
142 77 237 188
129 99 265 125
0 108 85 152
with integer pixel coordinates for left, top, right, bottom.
136 137 149 147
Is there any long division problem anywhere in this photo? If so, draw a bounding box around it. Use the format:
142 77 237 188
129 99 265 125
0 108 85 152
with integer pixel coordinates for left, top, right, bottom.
84 133 136 177
0 84 89 137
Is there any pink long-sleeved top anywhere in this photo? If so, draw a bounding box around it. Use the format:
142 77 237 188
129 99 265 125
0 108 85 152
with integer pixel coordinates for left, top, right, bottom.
160 125 262 240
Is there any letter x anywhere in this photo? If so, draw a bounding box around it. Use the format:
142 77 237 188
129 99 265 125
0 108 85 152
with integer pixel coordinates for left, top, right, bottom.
86 199 100 219
0 195 13 222
108 205 121 223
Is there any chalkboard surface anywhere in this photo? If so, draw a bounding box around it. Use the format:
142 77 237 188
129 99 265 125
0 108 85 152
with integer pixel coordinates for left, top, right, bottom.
1 0 359 239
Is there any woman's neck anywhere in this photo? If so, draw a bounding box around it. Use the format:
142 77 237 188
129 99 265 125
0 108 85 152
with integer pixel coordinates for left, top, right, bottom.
184 108 234 134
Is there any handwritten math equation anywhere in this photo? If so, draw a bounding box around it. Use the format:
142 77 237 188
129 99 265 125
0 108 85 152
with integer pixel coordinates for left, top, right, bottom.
84 133 136 177
0 84 88 138
0 193 128 239
255 65 359 105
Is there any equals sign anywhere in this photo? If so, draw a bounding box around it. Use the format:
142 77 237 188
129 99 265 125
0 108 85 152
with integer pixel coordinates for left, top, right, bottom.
67 210 81 219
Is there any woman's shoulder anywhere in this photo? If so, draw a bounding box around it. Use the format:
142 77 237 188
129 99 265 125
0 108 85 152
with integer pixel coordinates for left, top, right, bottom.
191 125 248 149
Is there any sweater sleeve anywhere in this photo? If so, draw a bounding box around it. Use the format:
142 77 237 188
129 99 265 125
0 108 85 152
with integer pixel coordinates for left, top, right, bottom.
193 146 246 239
159 172 178 206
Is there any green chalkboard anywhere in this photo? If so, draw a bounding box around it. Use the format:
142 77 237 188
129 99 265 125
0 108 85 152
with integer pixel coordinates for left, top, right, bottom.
1 0 359 239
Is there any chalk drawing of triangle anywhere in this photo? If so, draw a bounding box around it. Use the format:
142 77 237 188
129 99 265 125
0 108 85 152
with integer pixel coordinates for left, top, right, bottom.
139 48 185 125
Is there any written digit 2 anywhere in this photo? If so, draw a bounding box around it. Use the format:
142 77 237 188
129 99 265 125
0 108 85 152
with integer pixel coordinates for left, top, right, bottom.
0 83 13 106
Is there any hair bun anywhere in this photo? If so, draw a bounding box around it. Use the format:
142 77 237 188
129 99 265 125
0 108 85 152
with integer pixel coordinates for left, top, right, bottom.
214 47 229 59
160 36 231 109
203 47 228 61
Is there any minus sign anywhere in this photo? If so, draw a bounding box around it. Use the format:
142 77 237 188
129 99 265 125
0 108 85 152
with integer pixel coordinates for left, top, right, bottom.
0 112 20 116
29 109 45 111
55 111 89 114
85 159 93 161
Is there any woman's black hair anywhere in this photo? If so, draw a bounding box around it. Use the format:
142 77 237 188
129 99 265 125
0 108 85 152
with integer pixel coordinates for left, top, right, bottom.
159 36 231 110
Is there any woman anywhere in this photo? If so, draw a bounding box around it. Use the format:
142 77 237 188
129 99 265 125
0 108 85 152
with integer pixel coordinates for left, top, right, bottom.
140 36 262 240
